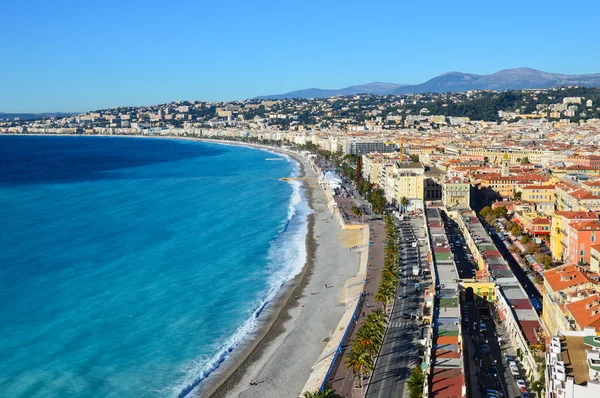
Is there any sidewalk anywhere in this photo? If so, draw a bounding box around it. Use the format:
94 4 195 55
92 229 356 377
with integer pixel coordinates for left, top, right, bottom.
328 221 385 398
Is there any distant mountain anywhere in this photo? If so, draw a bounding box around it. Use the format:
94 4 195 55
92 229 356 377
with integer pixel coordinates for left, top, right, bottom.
0 112 76 121
256 68 600 99
254 82 407 100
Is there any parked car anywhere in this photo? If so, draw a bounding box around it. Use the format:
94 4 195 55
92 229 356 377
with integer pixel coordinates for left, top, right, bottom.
503 353 512 362
486 389 503 397
510 365 520 376
479 323 487 333
516 379 526 389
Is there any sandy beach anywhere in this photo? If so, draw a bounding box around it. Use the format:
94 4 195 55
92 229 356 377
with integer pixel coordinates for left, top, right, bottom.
201 143 362 398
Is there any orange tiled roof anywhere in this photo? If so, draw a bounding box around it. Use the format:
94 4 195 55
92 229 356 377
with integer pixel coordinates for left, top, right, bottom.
531 217 551 225
570 189 600 200
554 211 598 220
544 264 591 292
566 295 600 330
571 220 600 231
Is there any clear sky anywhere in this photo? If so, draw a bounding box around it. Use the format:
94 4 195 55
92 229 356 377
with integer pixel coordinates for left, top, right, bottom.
2 0 599 113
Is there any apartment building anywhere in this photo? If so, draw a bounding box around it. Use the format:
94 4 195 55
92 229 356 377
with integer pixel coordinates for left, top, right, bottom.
546 331 600 398
549 211 598 262
441 172 470 208
542 265 595 335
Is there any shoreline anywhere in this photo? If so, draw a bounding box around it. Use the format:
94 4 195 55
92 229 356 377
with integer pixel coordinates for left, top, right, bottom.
2 133 354 398
197 143 316 398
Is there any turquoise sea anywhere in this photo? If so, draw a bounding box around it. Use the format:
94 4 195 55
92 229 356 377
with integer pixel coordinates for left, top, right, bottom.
0 136 310 397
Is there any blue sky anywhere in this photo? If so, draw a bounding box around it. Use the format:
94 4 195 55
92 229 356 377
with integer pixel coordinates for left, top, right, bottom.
2 0 599 112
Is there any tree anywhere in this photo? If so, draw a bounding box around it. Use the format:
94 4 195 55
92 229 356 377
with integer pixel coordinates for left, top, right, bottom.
401 196 409 213
521 235 531 245
493 206 508 219
535 253 553 269
409 154 420 162
318 389 342 398
345 347 370 388
480 206 492 217
510 224 521 237
303 389 341 398
351 206 363 217
525 242 541 254
521 157 530 164
407 367 424 398
514 191 522 200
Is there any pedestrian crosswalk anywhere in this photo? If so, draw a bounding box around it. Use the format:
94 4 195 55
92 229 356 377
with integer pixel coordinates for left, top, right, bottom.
388 321 420 329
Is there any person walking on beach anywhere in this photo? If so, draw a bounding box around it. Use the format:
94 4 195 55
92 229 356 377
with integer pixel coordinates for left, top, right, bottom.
324 283 327 288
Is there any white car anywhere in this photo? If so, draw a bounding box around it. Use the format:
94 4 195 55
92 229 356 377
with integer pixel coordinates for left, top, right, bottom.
510 365 520 376
516 379 526 389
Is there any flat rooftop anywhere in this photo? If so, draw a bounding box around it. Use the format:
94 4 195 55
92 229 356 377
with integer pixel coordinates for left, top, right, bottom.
562 335 591 385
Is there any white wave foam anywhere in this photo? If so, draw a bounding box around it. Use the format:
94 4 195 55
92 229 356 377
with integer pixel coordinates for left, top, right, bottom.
171 161 311 398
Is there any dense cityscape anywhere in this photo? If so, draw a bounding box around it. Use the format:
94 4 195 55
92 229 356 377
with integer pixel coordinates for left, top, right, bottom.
4 85 600 398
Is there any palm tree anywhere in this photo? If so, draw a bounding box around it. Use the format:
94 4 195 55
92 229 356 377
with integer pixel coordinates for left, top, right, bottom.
355 327 379 355
318 389 342 398
401 196 409 213
345 347 370 388
303 389 341 398
374 289 387 309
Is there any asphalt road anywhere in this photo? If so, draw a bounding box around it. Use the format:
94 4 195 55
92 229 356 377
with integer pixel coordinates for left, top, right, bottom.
489 232 542 301
366 216 430 398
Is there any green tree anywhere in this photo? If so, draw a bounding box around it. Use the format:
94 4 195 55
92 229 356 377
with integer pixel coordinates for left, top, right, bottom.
535 253 553 269
514 191 522 200
401 196 409 213
493 206 508 219
510 224 521 236
521 157 530 164
409 154 420 162
521 235 531 245
345 347 370 388
351 206 363 217
407 367 424 398
525 242 541 254
480 206 492 217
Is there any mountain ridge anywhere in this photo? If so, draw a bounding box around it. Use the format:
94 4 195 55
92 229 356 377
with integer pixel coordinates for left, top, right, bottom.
256 68 600 99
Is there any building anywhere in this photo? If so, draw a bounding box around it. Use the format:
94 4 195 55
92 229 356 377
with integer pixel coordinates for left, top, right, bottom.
546 330 600 398
441 172 470 208
344 139 397 155
542 265 594 335
566 220 600 265
550 211 598 262
521 184 555 203
392 161 426 210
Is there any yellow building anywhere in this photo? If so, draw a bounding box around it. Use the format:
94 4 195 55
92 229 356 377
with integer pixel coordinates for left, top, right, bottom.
461 281 496 303
542 265 595 335
392 162 425 206
361 153 402 184
521 184 555 203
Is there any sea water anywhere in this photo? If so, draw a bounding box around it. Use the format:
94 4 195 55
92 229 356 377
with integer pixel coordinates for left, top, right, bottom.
0 135 310 397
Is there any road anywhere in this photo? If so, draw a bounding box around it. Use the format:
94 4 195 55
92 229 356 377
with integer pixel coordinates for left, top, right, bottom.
489 232 542 301
365 215 430 398
442 214 476 279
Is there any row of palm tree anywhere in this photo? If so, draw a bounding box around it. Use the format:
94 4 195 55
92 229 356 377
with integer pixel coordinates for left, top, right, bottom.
303 388 341 398
376 214 401 314
344 215 400 388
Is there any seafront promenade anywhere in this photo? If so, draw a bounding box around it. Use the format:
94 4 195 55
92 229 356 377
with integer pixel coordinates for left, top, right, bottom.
327 220 385 397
